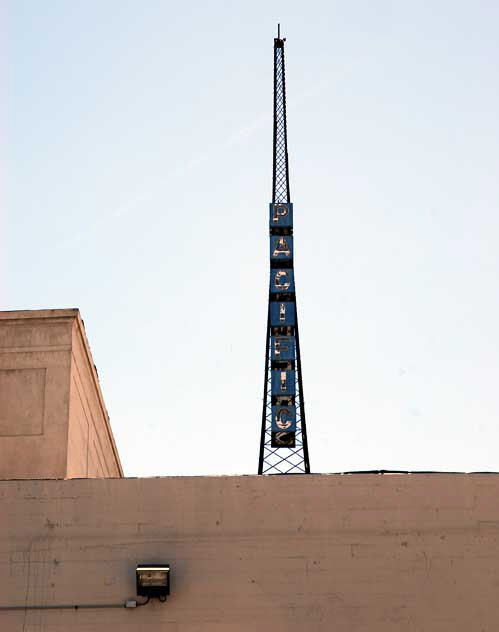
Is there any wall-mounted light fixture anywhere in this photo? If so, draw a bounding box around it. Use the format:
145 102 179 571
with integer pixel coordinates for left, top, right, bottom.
136 564 170 601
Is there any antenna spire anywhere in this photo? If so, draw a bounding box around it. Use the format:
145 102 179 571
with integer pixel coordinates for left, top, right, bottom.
271 30 290 202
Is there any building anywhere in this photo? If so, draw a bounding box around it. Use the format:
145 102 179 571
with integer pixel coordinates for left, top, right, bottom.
1 308 499 631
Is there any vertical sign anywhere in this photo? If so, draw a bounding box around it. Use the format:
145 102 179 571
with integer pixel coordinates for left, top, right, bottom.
269 203 296 448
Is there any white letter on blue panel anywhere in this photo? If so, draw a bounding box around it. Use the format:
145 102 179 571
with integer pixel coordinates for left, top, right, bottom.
271 370 296 396
270 236 293 261
271 336 295 361
271 406 296 431
271 269 295 293
269 203 293 227
270 302 295 326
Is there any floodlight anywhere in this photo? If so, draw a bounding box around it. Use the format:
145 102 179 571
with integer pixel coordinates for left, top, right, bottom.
136 564 170 599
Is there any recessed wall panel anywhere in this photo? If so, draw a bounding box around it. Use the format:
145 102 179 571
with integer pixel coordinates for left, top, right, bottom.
0 368 46 436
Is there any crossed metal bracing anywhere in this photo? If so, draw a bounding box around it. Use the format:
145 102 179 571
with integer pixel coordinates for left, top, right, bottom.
260 333 308 474
272 43 290 204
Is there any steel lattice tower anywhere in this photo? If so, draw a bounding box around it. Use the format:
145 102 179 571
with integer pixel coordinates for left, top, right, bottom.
258 28 311 475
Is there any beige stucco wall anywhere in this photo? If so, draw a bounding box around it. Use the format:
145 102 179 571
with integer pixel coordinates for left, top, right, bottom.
1 473 498 631
0 309 122 479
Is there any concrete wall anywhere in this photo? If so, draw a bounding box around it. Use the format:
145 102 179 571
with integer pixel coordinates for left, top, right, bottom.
66 313 122 478
0 309 122 479
1 473 498 631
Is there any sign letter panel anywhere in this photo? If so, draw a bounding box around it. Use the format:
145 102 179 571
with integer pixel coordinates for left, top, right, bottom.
270 302 295 327
270 236 293 262
270 269 295 293
269 202 293 228
271 405 296 432
271 336 295 361
271 370 296 396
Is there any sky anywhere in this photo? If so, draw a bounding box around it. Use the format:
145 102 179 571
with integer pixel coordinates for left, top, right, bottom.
4 1 499 476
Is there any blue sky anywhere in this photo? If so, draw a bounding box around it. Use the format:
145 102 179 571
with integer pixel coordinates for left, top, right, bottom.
4 1 499 476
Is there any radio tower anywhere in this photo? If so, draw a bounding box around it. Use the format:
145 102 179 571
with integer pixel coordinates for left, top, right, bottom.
258 27 311 475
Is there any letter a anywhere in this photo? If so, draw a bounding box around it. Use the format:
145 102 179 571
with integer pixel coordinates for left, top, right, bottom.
273 237 290 258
